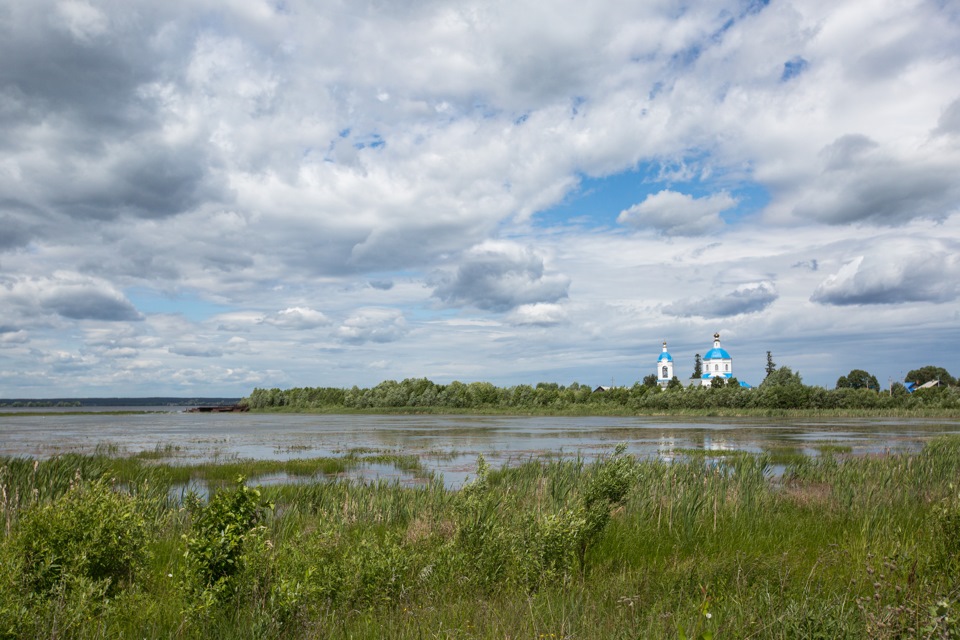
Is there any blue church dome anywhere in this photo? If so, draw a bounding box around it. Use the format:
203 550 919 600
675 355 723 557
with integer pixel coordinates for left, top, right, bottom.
703 347 731 360
658 351 673 362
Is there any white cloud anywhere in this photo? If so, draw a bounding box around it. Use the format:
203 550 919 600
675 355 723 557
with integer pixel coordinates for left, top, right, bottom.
0 272 142 323
169 344 223 358
335 309 408 345
0 0 958 395
789 135 960 225
261 307 332 330
618 190 737 236
665 282 779 318
433 241 570 312
0 330 29 345
811 240 960 306
55 0 108 42
507 303 568 326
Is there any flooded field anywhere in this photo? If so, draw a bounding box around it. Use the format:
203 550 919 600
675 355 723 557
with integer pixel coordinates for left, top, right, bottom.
2 409 959 488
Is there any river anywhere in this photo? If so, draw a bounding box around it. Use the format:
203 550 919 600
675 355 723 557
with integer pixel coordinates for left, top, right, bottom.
2 409 958 487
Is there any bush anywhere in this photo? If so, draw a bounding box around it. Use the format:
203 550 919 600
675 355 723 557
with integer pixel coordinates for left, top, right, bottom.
579 445 639 561
452 455 514 591
183 477 273 598
14 477 147 597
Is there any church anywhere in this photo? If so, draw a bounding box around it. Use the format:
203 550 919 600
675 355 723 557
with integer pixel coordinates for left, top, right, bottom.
701 332 734 386
657 333 748 388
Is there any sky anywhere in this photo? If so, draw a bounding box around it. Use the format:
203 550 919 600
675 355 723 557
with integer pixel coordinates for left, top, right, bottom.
1 0 959 397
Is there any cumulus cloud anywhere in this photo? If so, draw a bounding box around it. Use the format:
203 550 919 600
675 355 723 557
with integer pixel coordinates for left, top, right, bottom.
261 307 331 330
41 350 93 372
169 344 224 358
790 135 959 225
0 330 29 344
0 272 142 322
665 282 779 318
96 346 138 359
335 309 408 344
41 288 142 322
0 0 958 394
934 97 960 137
433 242 570 312
506 303 568 326
618 190 737 236
811 242 960 306
55 0 109 43
214 312 264 332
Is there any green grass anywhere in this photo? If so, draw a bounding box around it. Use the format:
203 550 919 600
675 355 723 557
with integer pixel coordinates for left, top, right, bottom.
2 439 960 638
134 443 183 459
815 443 854 455
663 447 749 458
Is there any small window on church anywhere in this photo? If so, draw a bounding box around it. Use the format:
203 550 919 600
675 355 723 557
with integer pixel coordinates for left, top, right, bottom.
714 364 719 372
662 366 668 378
725 364 729 371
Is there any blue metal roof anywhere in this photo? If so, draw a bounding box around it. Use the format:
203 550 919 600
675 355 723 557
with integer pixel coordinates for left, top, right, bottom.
657 352 673 362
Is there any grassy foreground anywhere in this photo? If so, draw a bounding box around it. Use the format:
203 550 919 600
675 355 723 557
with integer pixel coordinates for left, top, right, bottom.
2 441 960 639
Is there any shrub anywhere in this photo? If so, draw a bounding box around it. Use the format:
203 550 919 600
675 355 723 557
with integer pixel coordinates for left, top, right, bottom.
528 508 584 587
183 477 273 598
14 477 147 597
452 455 515 591
579 445 639 562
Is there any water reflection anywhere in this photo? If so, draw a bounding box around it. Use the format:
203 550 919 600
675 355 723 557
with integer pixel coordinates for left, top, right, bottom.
1 411 958 488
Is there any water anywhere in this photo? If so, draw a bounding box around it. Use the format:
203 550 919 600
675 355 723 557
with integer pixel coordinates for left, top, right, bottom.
1 410 958 487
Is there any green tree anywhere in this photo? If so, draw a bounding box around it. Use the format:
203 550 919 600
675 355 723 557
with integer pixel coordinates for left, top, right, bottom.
642 374 659 388
692 354 702 379
836 369 879 390
765 351 776 378
439 381 470 407
905 366 955 386
468 381 500 406
760 366 803 388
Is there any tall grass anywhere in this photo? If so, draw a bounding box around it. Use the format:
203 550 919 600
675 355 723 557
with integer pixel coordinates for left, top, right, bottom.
1 439 959 638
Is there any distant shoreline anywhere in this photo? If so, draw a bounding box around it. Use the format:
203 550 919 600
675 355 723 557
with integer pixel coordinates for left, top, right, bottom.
247 405 960 419
0 397 241 409
0 410 172 417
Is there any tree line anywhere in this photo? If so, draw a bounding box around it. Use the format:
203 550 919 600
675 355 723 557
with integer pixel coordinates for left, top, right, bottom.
245 364 959 412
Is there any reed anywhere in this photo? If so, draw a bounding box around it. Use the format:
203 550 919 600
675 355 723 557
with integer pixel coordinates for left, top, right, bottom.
1 438 959 638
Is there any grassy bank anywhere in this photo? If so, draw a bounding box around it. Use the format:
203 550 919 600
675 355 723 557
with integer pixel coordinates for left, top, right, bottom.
2 440 960 638
249 404 960 419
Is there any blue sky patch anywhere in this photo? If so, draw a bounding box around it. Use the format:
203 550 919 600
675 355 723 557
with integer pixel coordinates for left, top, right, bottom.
781 56 809 81
532 163 770 228
126 289 231 323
